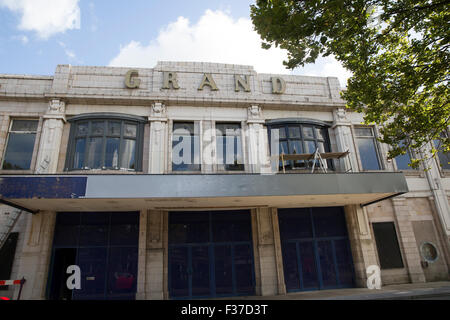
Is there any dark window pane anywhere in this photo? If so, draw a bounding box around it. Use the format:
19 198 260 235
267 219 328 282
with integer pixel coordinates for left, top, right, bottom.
315 128 326 141
108 122 121 136
216 124 244 171
395 152 412 170
79 213 109 246
11 120 38 132
356 138 381 170
76 123 88 136
278 208 313 240
73 248 107 300
120 139 135 169
312 207 348 238
0 233 19 291
109 212 139 246
299 241 319 289
169 246 189 297
434 139 450 170
282 242 300 291
86 137 103 169
303 126 314 139
105 138 120 168
191 246 210 296
73 138 86 169
305 140 316 154
214 245 233 295
372 222 404 269
288 126 301 138
169 212 209 244
124 124 137 138
91 121 104 136
318 240 337 288
334 239 354 286
212 211 251 242
53 213 80 247
2 133 36 170
355 128 373 137
234 244 254 294
107 247 138 299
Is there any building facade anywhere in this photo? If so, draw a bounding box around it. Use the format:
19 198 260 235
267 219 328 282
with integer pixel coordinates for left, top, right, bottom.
0 62 449 300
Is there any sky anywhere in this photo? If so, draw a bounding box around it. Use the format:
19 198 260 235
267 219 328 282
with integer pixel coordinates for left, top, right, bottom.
0 0 352 87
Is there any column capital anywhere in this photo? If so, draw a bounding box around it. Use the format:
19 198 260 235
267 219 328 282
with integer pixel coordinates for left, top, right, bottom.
44 99 66 122
148 102 167 122
247 105 265 124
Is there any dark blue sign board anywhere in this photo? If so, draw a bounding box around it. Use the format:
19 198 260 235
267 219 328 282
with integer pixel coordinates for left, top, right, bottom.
0 177 87 199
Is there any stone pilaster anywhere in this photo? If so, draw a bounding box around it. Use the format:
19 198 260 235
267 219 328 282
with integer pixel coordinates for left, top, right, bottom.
344 205 378 287
246 106 270 174
332 108 358 172
148 103 168 174
391 197 426 283
143 210 166 300
13 211 56 300
35 99 66 174
252 207 283 296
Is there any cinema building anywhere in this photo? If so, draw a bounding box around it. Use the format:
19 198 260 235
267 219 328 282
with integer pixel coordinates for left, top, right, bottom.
0 62 449 300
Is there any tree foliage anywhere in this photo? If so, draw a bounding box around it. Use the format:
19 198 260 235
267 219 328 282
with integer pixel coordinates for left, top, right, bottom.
251 0 450 168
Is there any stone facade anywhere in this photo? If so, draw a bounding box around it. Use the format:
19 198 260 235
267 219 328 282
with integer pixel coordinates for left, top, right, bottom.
0 62 448 299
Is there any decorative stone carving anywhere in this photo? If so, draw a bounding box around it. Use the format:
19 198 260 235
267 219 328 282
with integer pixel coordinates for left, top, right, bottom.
334 108 348 122
150 102 167 120
48 99 66 115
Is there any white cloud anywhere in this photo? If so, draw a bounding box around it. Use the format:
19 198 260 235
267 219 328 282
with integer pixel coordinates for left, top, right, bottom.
109 9 351 88
11 34 29 45
109 9 289 74
0 0 80 39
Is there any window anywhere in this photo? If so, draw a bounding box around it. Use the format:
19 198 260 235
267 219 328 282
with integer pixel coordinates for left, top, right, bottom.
355 127 382 170
172 122 200 171
268 122 332 170
372 222 404 269
394 140 417 171
433 131 450 170
216 123 244 171
66 114 145 171
2 119 38 170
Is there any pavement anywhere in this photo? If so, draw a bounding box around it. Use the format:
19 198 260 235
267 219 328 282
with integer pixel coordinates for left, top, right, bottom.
219 281 450 300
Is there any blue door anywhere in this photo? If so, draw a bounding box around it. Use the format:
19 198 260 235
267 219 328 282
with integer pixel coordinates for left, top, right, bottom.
47 212 139 300
168 210 255 299
278 207 355 292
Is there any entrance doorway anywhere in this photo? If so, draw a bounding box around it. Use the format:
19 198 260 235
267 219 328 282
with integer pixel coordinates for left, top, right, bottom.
278 207 355 292
168 210 255 299
47 212 139 300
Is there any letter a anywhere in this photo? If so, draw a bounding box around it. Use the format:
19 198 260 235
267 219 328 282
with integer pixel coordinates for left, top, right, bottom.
366 265 381 289
66 265 81 290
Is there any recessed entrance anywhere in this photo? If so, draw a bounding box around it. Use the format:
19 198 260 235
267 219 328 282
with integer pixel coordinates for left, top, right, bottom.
168 210 255 299
278 207 355 292
47 212 139 300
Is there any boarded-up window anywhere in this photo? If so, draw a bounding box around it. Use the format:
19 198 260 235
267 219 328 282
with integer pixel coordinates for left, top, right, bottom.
373 222 404 269
0 232 19 290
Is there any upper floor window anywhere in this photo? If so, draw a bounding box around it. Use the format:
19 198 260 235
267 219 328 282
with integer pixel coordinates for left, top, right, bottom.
354 127 382 170
433 131 450 170
172 122 200 172
1 119 38 170
268 122 332 170
394 140 417 171
215 123 244 171
65 114 145 171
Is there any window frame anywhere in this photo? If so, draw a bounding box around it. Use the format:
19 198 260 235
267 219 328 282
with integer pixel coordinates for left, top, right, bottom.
353 126 384 171
65 113 146 172
433 129 450 173
1 118 40 171
267 120 333 171
215 122 245 172
171 121 202 173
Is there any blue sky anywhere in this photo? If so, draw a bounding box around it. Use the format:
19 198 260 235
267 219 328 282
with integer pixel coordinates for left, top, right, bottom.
0 0 351 86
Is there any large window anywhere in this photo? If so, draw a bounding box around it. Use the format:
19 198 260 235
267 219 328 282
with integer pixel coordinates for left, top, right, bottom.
172 122 200 171
216 123 244 171
66 114 145 171
2 119 38 170
433 131 450 170
372 222 404 269
354 127 382 170
268 122 332 170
